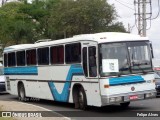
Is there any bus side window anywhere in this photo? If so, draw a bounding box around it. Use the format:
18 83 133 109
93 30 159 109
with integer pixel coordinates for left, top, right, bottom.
65 43 81 64
37 47 49 65
17 51 25 66
8 52 16 67
26 49 36 66
89 46 97 77
50 45 64 64
4 53 8 67
83 47 88 77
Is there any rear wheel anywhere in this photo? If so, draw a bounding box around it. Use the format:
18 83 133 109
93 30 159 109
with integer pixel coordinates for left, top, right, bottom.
78 87 87 110
120 102 130 108
18 84 26 101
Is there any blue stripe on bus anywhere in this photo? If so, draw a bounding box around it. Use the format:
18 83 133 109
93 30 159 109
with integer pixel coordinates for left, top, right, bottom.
4 67 38 75
48 65 83 102
109 75 145 86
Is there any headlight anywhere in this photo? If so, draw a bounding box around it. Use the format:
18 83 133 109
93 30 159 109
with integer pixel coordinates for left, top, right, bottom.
109 97 116 103
109 97 122 103
145 92 156 98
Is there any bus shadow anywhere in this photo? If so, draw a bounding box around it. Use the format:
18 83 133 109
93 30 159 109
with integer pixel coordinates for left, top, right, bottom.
0 92 9 95
26 98 149 112
9 97 151 117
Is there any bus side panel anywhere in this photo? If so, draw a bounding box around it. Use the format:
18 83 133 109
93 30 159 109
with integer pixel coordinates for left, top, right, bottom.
69 76 101 107
25 81 53 100
24 66 70 100
5 65 102 107
7 80 18 96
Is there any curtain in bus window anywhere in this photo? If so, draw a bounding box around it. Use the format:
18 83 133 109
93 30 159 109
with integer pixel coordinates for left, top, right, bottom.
51 47 57 64
58 46 64 63
26 49 36 65
38 47 49 65
50 46 64 64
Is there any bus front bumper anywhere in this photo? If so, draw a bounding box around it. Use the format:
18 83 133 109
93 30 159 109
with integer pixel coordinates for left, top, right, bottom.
101 89 156 106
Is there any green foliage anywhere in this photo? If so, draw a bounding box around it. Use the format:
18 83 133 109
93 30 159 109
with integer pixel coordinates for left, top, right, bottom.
0 0 126 47
46 0 126 39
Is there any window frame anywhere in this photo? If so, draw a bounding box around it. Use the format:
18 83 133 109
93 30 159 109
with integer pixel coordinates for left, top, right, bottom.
65 42 82 64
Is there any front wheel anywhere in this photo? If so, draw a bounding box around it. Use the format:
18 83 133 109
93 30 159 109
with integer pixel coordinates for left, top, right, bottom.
120 102 130 108
78 87 87 110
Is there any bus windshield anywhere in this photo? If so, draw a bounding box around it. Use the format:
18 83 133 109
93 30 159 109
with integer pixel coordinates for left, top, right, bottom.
99 41 153 77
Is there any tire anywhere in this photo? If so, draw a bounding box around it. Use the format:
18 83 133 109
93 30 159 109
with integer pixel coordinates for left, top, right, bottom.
18 84 27 102
78 87 87 110
120 102 130 108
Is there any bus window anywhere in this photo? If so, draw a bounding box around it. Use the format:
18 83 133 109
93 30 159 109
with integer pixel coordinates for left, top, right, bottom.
83 47 88 77
4 53 8 67
65 43 81 64
38 47 49 65
17 51 26 66
89 46 97 77
50 45 64 64
8 52 16 67
26 49 36 65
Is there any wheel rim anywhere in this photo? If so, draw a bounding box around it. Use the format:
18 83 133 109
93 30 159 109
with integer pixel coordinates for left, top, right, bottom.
79 91 84 107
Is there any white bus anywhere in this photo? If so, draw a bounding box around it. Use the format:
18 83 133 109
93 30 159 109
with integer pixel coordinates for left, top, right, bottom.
3 32 156 109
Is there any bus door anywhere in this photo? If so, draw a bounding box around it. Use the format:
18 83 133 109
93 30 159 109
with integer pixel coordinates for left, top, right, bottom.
82 44 98 79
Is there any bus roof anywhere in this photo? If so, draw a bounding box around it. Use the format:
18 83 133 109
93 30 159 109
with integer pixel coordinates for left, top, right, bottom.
4 32 149 52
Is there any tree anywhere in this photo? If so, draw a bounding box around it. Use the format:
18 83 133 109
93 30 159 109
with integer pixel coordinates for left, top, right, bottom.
0 0 126 47
0 1 45 46
47 0 126 39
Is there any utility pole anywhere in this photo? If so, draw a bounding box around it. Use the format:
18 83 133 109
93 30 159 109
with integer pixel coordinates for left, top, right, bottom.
2 0 5 6
142 0 146 36
137 0 141 36
1 0 8 6
134 0 151 37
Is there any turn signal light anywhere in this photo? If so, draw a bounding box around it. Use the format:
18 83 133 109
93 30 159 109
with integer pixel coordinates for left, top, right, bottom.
104 85 109 88
153 80 156 83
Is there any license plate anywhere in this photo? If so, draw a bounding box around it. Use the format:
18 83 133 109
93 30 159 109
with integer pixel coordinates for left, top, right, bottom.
129 95 138 100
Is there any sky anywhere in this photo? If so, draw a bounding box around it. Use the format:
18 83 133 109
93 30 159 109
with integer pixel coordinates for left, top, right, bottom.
108 0 160 59
0 0 160 59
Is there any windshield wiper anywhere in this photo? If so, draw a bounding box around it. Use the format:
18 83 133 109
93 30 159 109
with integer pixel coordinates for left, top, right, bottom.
132 62 147 74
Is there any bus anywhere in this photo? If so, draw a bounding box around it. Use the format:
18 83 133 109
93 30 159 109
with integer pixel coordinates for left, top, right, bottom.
3 32 156 109
0 63 6 92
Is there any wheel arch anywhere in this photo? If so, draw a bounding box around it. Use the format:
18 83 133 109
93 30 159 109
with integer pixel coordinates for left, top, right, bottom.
17 81 24 95
72 83 87 108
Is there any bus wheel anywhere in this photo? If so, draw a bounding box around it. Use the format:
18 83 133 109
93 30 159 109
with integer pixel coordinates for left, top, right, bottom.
18 84 26 102
120 102 130 108
78 87 87 110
